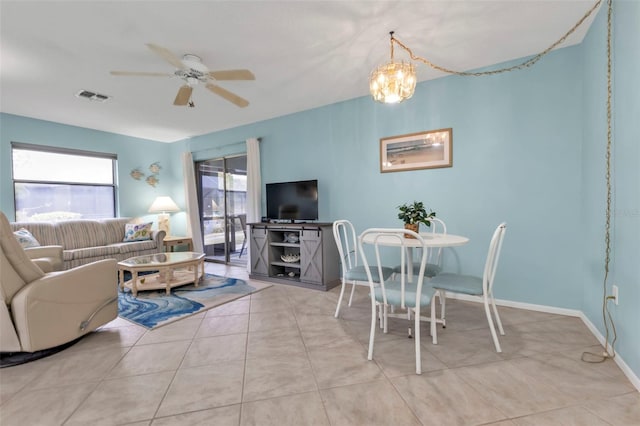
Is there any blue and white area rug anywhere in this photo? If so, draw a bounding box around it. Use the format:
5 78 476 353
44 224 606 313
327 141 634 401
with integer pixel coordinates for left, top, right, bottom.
118 274 270 329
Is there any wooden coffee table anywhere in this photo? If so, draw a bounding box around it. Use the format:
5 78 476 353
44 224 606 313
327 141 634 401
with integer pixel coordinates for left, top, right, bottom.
118 252 205 297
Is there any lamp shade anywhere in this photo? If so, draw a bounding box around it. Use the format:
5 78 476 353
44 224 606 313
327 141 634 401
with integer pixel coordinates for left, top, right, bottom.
148 196 180 213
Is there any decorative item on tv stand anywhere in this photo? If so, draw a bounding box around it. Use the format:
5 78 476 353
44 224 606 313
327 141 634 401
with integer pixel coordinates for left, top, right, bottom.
397 201 436 238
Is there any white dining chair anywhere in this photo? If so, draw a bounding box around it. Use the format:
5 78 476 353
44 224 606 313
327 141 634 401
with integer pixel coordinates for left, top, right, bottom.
392 217 447 279
359 228 437 375
429 222 507 352
333 220 393 318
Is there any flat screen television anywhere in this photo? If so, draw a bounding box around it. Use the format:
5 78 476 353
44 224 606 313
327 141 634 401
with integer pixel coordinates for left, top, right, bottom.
266 179 318 221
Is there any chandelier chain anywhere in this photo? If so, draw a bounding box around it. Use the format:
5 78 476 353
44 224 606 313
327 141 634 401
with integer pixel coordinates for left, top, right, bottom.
391 0 602 76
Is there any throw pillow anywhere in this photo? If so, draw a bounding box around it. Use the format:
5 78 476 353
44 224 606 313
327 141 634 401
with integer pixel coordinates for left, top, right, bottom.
13 228 41 248
123 222 153 242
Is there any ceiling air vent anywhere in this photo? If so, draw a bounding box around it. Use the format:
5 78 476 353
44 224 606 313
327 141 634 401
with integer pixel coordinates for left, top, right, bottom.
75 90 111 102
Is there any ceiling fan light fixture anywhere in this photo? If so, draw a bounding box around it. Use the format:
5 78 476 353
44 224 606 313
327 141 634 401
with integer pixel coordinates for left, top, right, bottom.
369 31 416 104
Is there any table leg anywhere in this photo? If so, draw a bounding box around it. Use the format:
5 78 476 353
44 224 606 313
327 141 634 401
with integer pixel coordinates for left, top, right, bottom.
119 268 124 291
132 271 138 297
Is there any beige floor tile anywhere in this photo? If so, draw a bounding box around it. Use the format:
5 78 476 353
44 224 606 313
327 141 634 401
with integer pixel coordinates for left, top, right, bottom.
427 327 507 368
456 358 578 418
522 351 635 399
0 382 96 426
392 370 507 426
108 340 191 378
240 391 330 426
151 405 240 425
65 326 146 353
2 264 635 426
25 346 129 390
195 313 249 338
248 309 298 332
136 317 202 345
320 379 422 426
0 357 51 403
512 405 611 425
65 372 174 425
246 327 306 359
181 333 247 368
308 341 384 389
299 320 357 350
370 336 448 377
242 352 317 402
156 361 244 417
249 294 292 313
583 391 640 425
205 299 250 317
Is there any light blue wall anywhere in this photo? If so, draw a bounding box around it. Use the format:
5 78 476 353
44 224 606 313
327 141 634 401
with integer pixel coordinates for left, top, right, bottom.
581 0 640 377
0 114 175 222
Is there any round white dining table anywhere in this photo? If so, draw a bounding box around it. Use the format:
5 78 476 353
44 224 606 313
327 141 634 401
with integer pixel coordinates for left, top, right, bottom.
360 232 469 247
359 232 469 281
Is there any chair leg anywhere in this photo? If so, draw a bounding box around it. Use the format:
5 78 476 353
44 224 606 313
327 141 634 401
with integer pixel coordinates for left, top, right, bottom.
368 301 377 361
439 290 447 328
483 295 502 353
430 296 438 345
383 304 388 333
347 281 357 307
489 292 505 335
334 279 347 318
414 311 422 374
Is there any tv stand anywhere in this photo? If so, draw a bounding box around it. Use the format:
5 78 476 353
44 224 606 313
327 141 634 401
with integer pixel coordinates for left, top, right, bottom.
249 222 340 291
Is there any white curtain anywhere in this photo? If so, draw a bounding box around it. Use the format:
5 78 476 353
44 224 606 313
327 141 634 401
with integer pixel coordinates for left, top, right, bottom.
182 151 204 253
246 137 261 270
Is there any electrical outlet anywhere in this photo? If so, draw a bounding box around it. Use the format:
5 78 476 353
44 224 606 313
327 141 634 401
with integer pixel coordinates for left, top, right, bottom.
612 285 619 305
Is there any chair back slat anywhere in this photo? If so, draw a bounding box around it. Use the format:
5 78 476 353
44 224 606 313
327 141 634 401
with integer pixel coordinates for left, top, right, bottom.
333 220 358 275
359 228 429 311
483 223 507 294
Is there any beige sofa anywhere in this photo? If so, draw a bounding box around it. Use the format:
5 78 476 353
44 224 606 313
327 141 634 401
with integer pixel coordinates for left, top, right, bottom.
10 217 166 270
1 212 117 353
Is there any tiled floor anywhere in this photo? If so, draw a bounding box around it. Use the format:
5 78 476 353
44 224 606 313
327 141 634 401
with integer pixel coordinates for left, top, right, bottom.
1 263 638 426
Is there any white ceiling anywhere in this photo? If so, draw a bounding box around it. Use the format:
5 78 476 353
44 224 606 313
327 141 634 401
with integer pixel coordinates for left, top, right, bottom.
0 1 600 143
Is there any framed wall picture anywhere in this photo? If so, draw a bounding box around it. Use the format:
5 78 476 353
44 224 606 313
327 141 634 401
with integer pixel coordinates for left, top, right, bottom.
380 128 453 173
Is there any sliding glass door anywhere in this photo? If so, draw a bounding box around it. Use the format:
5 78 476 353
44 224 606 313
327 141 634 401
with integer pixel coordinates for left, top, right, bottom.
196 155 247 265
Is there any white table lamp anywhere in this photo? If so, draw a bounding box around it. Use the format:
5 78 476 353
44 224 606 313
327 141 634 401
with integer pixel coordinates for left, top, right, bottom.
148 196 180 236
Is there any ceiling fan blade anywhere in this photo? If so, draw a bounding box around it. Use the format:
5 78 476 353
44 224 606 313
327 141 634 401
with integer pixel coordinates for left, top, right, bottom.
208 69 255 81
173 85 193 106
110 71 173 77
146 43 185 69
205 83 249 108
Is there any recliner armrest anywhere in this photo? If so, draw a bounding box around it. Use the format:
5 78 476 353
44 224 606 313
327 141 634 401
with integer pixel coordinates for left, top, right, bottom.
24 245 63 272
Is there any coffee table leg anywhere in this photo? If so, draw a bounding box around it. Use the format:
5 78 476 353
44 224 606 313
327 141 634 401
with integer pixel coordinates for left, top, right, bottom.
132 271 138 297
119 268 124 291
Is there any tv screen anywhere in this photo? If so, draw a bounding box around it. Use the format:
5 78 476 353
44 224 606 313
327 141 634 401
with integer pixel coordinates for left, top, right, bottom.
266 179 318 221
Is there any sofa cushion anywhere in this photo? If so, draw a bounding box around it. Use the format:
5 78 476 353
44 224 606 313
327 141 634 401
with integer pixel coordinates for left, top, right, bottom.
55 220 108 249
13 228 41 248
67 245 121 260
110 240 158 254
123 222 153 242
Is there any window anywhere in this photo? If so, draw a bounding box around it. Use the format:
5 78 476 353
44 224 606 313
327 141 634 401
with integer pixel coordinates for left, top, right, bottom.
12 143 117 221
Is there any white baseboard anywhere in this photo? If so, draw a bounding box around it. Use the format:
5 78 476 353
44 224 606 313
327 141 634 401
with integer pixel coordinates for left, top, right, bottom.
444 292 640 392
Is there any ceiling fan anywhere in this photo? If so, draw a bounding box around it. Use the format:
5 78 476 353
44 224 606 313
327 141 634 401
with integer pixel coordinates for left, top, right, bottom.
110 43 255 108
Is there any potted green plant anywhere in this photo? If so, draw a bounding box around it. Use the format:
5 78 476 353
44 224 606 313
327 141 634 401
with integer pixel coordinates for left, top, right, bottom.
397 201 436 238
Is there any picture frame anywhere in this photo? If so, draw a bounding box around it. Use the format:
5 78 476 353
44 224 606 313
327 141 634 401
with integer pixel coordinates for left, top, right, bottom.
380 128 453 173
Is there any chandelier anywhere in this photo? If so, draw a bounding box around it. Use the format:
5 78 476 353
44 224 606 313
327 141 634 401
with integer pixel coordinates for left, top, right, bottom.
369 31 416 104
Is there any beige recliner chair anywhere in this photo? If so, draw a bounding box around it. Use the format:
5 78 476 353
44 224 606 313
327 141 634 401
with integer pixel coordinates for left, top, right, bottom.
1 212 118 354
